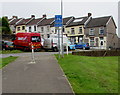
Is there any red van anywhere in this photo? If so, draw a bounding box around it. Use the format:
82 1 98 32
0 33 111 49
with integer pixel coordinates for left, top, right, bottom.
13 33 42 51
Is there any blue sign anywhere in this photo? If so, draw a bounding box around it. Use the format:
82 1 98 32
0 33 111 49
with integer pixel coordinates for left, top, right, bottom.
54 15 62 27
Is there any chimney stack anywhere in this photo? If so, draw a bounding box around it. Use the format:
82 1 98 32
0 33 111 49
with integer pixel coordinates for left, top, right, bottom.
88 13 92 17
42 14 46 18
31 15 35 18
12 16 18 19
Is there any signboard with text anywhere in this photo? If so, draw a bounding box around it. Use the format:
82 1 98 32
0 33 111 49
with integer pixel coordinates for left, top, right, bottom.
54 15 62 27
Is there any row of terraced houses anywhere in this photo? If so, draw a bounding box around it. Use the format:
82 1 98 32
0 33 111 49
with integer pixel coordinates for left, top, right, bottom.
5 13 119 49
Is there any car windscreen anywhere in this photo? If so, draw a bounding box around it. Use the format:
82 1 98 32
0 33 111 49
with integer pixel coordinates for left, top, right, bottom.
31 36 40 42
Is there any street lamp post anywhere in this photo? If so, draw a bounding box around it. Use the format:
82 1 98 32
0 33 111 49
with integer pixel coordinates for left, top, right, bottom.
61 0 64 58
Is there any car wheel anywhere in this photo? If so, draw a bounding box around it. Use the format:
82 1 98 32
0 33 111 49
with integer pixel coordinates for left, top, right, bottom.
83 47 85 50
68 46 70 51
53 47 58 52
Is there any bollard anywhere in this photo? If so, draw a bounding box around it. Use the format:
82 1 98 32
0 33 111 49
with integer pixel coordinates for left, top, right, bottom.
29 45 36 64
66 43 68 55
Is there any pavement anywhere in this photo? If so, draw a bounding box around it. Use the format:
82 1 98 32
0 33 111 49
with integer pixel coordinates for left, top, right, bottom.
2 52 74 94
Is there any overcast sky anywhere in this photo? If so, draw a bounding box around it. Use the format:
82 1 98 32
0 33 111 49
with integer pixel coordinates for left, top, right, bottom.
0 0 119 37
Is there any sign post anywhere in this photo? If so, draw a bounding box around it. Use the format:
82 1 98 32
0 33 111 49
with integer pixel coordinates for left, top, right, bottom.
54 15 63 58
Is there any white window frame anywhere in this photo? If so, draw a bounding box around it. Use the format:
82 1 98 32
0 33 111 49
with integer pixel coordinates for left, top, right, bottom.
29 26 31 32
17 27 20 31
34 26 36 31
90 37 94 46
71 28 75 34
99 27 104 35
79 27 82 34
41 27 44 32
89 28 94 35
47 26 49 32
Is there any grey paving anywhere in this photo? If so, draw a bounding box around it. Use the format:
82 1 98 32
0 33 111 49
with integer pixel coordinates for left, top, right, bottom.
2 53 74 94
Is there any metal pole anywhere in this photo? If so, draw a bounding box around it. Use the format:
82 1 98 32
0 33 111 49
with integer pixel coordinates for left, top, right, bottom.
61 0 64 58
58 27 61 58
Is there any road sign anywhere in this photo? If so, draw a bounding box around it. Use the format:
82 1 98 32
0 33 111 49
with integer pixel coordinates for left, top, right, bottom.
54 15 62 27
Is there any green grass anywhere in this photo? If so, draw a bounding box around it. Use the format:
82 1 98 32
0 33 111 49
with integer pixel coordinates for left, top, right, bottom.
0 56 18 69
55 54 118 94
0 50 23 54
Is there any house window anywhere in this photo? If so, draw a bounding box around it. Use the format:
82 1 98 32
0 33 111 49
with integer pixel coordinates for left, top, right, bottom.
17 27 20 31
90 37 94 46
99 27 104 35
71 28 75 34
29 27 31 32
41 35 44 38
79 27 82 34
67 31 70 34
100 37 104 40
41 27 44 32
22 26 25 30
70 37 76 44
55 28 57 34
47 34 50 38
89 28 94 35
34 26 36 31
47 26 49 32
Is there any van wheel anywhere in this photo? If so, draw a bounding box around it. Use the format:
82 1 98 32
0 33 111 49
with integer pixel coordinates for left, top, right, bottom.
45 49 48 52
23 48 27 51
34 48 41 52
53 47 58 52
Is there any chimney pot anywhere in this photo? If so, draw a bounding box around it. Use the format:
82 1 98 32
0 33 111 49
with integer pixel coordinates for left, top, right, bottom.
42 14 46 18
88 13 92 17
31 15 35 18
12 16 18 19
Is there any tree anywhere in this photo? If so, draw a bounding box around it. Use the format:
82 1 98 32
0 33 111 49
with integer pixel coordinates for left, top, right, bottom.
0 17 11 34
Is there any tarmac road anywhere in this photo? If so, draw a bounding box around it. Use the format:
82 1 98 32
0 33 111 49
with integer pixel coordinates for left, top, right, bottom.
1 51 72 58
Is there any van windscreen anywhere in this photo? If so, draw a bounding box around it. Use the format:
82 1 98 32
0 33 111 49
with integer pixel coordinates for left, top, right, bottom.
31 36 40 42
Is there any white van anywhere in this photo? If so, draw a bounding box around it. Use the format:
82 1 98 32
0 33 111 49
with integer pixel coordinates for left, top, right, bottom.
43 34 70 51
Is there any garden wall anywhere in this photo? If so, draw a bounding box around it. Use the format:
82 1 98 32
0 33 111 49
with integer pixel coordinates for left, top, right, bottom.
72 50 120 56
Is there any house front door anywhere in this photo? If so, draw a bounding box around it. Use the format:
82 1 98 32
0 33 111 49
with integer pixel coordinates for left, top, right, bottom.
95 38 99 47
78 36 83 43
100 37 104 49
70 37 76 44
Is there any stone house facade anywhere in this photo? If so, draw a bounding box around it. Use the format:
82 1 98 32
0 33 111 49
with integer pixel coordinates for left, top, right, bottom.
84 16 118 49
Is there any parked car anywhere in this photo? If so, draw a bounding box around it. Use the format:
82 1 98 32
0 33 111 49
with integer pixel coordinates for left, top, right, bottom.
75 43 90 50
68 41 76 50
3 41 14 50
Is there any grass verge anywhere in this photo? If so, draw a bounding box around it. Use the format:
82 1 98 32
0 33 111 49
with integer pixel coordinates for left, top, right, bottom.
0 56 18 69
0 50 23 54
55 54 118 94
